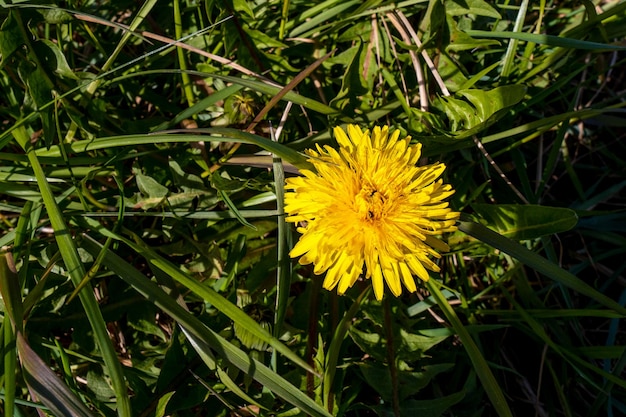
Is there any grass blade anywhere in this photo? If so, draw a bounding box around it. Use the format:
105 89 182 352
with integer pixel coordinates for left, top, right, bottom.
458 219 626 315
426 280 513 417
78 217 314 375
13 127 132 416
80 234 332 417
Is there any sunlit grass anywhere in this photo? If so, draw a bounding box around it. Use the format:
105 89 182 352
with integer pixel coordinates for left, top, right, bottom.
1 1 625 416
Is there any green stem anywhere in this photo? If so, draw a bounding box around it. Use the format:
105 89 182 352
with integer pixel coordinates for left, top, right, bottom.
272 128 290 372
383 298 400 417
3 312 16 417
174 0 195 108
323 287 370 410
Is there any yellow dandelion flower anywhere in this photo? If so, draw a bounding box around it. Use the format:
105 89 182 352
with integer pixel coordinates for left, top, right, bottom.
284 124 459 301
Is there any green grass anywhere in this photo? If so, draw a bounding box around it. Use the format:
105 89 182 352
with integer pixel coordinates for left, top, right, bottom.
1 1 625 416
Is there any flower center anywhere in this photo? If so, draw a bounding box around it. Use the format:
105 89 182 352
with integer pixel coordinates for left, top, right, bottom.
355 184 386 221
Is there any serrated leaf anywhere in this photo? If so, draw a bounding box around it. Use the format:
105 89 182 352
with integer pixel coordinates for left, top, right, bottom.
472 204 578 240
433 85 526 134
329 42 368 114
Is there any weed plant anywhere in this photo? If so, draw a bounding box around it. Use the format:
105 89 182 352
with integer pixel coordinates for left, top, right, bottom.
0 1 625 416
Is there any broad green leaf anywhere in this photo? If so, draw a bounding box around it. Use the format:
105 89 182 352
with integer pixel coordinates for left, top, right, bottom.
0 11 23 67
233 0 255 18
445 0 501 18
432 85 526 135
18 58 55 146
33 39 79 81
38 7 74 24
398 329 449 358
446 15 501 53
349 327 385 362
472 204 578 240
329 42 369 114
136 172 169 199
457 85 527 123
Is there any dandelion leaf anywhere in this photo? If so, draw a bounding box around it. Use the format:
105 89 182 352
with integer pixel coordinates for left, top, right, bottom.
472 204 578 240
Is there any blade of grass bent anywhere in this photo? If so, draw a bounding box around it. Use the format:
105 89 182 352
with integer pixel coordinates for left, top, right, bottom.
458 219 626 315
78 216 314 375
13 127 131 417
80 235 332 417
425 280 513 417
35 130 313 170
467 30 626 51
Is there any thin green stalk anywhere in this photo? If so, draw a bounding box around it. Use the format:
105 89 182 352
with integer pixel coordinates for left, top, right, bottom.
3 318 16 417
323 287 369 410
500 0 530 79
383 298 400 417
3 201 35 416
271 126 291 372
13 127 131 417
174 0 195 108
279 0 290 40
425 280 513 417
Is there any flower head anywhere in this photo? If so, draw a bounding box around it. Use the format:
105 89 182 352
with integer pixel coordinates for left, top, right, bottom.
284 125 458 300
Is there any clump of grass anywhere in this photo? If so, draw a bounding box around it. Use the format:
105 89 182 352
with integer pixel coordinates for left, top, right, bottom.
0 1 625 416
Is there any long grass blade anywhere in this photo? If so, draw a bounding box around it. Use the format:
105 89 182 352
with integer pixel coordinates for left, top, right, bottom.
426 280 513 417
78 217 314 374
458 219 626 315
13 127 132 416
80 235 332 417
